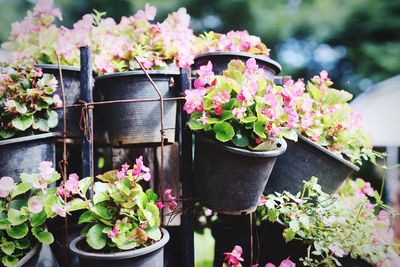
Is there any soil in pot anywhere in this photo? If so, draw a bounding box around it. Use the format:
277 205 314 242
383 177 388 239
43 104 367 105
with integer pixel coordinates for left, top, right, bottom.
94 70 180 146
37 64 82 138
193 52 281 79
70 228 169 267
264 135 359 195
193 135 287 214
0 133 58 180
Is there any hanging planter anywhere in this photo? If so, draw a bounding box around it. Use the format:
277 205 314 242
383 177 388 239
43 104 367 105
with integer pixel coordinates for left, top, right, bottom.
70 228 169 267
94 70 180 146
264 135 359 195
194 51 281 79
194 135 286 214
0 132 58 179
37 64 82 138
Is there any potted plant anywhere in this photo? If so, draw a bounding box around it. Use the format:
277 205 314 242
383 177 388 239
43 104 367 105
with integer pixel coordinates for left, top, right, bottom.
0 161 89 267
69 156 170 266
258 177 400 266
0 65 60 179
184 58 300 214
1 0 85 138
265 71 383 195
91 4 195 145
193 30 281 78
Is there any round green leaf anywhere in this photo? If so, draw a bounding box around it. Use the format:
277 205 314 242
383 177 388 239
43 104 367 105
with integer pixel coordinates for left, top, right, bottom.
86 224 107 250
7 209 27 226
11 115 34 131
0 242 15 256
2 255 18 267
232 132 249 148
32 228 54 245
13 239 31 250
214 122 235 142
78 210 96 224
6 223 28 239
31 210 47 227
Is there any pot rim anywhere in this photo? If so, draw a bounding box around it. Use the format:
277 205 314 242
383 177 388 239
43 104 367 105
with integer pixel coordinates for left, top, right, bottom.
70 228 169 260
193 51 282 74
15 243 40 267
35 64 80 72
196 134 287 157
298 135 360 171
0 132 60 146
95 70 181 81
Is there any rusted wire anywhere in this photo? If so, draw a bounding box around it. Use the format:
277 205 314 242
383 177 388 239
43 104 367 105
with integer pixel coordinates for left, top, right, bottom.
79 100 94 142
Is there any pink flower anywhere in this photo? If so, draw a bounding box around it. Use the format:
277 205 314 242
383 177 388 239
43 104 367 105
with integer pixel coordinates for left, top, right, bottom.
156 201 164 209
232 106 246 119
121 163 130 172
258 195 266 206
204 209 213 217
199 111 208 125
214 106 223 116
184 89 206 114
140 222 147 229
133 4 157 21
137 57 154 69
265 264 276 267
116 171 126 181
94 55 114 74
28 198 43 214
213 91 230 108
107 227 119 239
328 243 346 257
301 98 313 112
38 161 55 180
224 245 244 267
279 257 296 267
52 206 66 217
268 127 280 138
196 61 214 81
165 188 178 211
56 185 70 198
245 58 258 75
65 173 80 194
361 182 374 197
0 176 15 197
53 94 63 108
132 156 151 181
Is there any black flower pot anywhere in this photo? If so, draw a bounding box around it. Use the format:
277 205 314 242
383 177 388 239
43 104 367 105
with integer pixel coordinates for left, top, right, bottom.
15 244 40 267
194 135 287 214
0 133 58 180
70 228 169 267
94 70 180 146
193 52 281 79
37 64 82 138
264 135 359 195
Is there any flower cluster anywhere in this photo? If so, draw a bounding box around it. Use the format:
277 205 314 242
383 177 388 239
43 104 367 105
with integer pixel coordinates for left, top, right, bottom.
295 70 380 164
0 65 60 139
77 156 171 251
259 177 400 266
0 162 91 267
185 58 300 150
84 4 195 74
195 30 270 57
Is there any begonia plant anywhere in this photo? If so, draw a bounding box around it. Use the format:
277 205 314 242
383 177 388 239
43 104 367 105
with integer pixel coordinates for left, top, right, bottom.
0 162 92 267
74 156 177 251
195 30 270 57
259 177 400 266
0 65 61 139
184 58 300 150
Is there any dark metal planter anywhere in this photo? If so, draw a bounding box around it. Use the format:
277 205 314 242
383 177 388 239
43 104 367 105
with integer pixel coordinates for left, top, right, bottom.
193 52 281 79
193 135 287 215
0 133 58 180
264 135 360 195
15 244 40 267
36 64 82 138
94 70 180 146
70 228 169 267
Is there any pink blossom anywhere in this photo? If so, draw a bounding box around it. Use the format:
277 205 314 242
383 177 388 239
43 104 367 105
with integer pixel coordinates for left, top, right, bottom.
56 185 70 198
132 156 151 181
361 182 374 197
199 111 208 125
213 91 230 108
4 99 16 111
258 195 266 206
137 57 154 69
52 206 66 217
134 4 156 21
204 209 213 217
328 243 345 257
107 227 119 239
121 163 130 172
65 173 80 194
140 222 147 229
28 198 43 214
94 55 114 74
245 58 258 74
301 98 313 112
265 264 276 267
184 89 206 114
268 127 280 138
264 94 278 108
38 161 55 180
279 257 296 267
156 201 164 209
53 94 63 108
232 106 246 119
116 171 126 181
196 61 214 83
214 106 223 116
165 188 178 211
0 176 15 197
224 245 244 267
311 134 320 142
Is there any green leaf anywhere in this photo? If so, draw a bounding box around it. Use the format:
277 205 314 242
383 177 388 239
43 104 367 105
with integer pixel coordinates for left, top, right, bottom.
32 227 54 244
214 122 235 142
253 120 267 138
240 116 257 123
79 177 93 196
6 223 28 239
13 239 31 250
147 227 162 241
15 102 27 114
143 203 160 228
220 111 233 121
136 192 148 210
11 183 32 198
282 228 295 243
66 199 89 212
232 131 249 148
11 115 34 131
146 189 158 203
93 192 110 204
307 83 321 100
91 205 112 220
0 242 14 256
2 256 18 267
86 224 107 250
7 209 27 226
188 119 204 130
78 210 97 224
281 127 298 142
47 110 58 128
0 129 16 139
31 210 47 227
96 170 118 183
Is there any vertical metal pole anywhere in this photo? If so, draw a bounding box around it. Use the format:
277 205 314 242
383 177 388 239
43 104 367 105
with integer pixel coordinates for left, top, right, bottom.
180 68 195 267
80 47 94 186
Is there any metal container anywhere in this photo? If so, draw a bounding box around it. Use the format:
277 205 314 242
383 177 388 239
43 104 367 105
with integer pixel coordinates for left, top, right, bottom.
37 64 82 138
94 70 180 146
70 228 169 267
0 133 58 180
194 135 287 215
193 52 281 79
264 135 360 195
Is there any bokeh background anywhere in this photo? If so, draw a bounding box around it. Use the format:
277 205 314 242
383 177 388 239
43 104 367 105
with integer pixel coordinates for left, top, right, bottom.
0 1 399 266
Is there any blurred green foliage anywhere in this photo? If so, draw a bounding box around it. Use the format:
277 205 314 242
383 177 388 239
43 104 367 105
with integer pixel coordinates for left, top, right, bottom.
0 0 399 95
